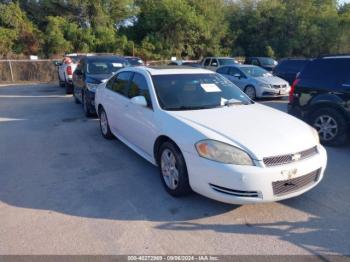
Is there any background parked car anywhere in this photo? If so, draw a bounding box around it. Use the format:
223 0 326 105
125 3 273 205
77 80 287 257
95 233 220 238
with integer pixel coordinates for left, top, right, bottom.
168 60 201 67
55 53 84 94
217 64 290 99
245 57 278 72
200 57 239 71
72 55 129 117
288 55 350 146
273 58 311 85
124 56 144 66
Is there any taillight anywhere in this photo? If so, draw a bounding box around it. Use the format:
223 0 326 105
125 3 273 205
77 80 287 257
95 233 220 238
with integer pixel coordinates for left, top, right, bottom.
289 79 300 103
66 66 72 75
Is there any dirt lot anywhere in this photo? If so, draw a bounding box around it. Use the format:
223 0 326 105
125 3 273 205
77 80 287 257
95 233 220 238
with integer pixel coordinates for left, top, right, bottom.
0 84 349 255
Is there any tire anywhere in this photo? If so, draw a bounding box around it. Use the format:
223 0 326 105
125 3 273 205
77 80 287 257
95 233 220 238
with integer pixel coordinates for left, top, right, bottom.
73 89 80 104
58 76 65 88
309 108 348 146
82 91 92 117
99 108 114 140
158 141 192 197
65 83 73 94
244 85 256 100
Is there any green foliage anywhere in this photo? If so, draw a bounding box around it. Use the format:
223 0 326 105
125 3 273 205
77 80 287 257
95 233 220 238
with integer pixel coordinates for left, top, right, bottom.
1 0 350 59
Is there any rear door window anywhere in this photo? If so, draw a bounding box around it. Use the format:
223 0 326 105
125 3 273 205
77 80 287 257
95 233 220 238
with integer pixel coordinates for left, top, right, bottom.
204 59 211 66
210 59 219 67
217 67 229 74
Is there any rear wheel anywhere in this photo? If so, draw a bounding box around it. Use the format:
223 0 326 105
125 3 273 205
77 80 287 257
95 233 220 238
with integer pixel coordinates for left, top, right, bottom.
65 83 73 94
99 108 114 139
158 141 192 197
82 91 93 117
73 87 80 104
309 108 348 146
245 85 256 100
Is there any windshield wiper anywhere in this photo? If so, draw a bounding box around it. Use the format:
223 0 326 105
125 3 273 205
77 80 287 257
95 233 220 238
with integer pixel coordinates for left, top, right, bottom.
164 105 220 111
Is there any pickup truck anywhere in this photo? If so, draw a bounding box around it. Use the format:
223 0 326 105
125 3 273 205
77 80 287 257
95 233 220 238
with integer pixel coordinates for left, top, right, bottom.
55 54 84 94
200 57 239 71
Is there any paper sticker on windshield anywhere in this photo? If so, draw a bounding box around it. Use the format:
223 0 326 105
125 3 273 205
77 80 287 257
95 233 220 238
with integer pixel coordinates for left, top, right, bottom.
201 83 221 92
112 63 123 67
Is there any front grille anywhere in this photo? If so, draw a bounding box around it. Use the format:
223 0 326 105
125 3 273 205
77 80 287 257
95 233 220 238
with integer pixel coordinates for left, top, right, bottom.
272 84 287 89
272 169 320 196
263 146 318 167
209 184 259 198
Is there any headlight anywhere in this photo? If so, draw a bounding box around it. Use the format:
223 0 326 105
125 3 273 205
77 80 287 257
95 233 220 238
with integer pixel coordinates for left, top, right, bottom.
260 83 272 89
195 140 254 166
86 83 99 92
311 127 320 144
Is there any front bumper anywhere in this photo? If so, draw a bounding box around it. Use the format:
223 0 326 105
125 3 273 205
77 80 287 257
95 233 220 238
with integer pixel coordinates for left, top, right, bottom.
184 145 327 205
257 86 290 98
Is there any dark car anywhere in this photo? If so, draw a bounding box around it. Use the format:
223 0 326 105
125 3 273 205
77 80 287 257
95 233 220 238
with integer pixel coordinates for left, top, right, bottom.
245 57 278 72
288 55 350 146
168 60 201 67
72 55 129 116
273 58 311 85
124 56 144 66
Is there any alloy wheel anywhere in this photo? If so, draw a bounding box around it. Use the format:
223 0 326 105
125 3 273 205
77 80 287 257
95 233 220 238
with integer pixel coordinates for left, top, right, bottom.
245 86 256 99
100 111 108 135
314 115 338 141
160 149 179 190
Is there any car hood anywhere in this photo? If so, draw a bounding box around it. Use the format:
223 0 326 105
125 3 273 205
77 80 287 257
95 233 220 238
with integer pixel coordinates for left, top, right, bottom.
169 103 317 160
254 75 288 86
86 74 113 83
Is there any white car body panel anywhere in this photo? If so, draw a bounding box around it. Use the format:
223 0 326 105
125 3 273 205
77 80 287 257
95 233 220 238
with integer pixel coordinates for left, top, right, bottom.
95 67 327 205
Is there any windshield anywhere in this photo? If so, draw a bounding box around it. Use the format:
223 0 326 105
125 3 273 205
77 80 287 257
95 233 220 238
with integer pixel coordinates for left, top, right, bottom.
259 57 276 66
152 73 252 111
86 61 126 74
218 59 238 65
240 66 270 77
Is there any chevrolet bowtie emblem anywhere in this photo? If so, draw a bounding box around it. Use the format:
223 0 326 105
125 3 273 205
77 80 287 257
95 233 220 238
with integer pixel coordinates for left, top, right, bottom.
291 153 302 162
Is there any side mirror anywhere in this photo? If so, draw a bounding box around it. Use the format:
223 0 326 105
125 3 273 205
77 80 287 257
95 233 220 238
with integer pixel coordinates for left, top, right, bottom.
130 96 147 107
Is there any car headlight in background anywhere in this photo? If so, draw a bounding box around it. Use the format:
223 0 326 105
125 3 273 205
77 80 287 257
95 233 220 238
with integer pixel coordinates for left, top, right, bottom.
86 82 99 92
259 83 272 89
195 140 254 166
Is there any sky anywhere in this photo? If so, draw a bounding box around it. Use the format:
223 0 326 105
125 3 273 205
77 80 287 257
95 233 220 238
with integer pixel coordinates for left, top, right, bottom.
339 0 350 4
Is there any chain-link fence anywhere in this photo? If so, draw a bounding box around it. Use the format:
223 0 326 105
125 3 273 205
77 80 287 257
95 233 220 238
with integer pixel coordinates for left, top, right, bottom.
0 60 59 83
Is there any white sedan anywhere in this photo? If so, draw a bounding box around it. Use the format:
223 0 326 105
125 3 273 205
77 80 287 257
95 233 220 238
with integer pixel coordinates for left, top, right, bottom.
94 67 327 205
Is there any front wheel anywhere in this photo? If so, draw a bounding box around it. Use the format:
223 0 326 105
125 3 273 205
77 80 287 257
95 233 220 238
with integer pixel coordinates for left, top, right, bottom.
309 108 348 146
244 85 256 100
158 141 192 197
99 108 114 139
65 83 73 94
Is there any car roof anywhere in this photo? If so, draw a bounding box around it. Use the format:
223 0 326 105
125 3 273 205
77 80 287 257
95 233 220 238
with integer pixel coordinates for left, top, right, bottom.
126 66 214 75
84 55 126 62
206 57 236 59
219 64 256 68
